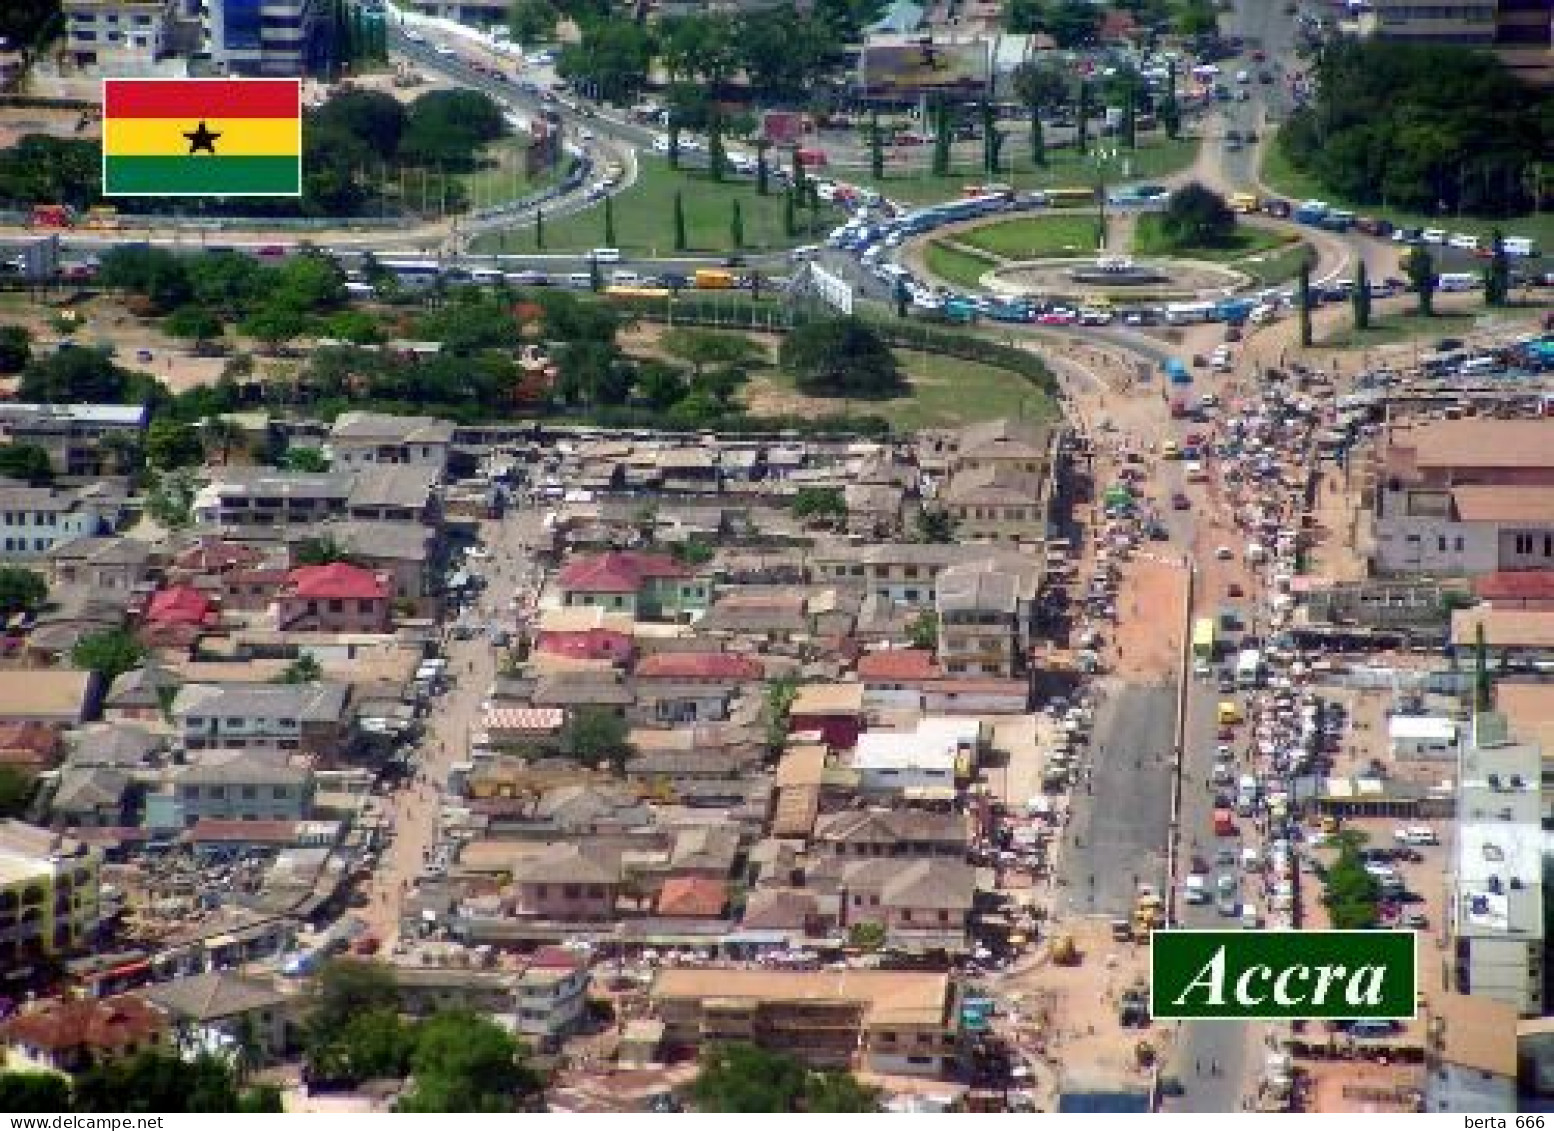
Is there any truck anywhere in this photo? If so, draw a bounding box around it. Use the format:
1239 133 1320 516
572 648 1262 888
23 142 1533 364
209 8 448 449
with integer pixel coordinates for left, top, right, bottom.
29 204 72 228
1163 357 1192 384
1214 298 1255 325
1292 200 1329 226
1235 647 1264 689
1213 808 1236 837
1184 873 1209 904
1192 617 1217 661
693 269 735 289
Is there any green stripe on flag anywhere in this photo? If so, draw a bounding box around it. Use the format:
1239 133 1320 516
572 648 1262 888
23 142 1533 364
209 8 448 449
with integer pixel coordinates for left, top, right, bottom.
104 156 300 196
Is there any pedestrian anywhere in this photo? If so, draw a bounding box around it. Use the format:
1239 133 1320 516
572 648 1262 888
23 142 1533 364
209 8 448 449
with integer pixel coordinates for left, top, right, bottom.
1211 1060 1220 1076
1196 1059 1202 1075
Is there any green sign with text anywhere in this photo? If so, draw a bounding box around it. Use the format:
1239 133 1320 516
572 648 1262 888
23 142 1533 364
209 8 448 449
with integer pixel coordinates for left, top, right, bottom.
1151 930 1417 1020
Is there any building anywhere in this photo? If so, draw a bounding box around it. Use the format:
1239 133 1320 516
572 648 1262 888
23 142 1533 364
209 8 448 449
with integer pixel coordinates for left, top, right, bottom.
170 749 315 827
1371 420 1554 575
555 552 708 621
0 484 117 559
205 0 332 77
0 404 148 478
534 607 635 665
950 418 1055 477
0 670 99 726
47 535 154 593
308 521 438 608
1424 992 1519 1112
508 843 620 921
1448 713 1544 1016
326 411 453 476
940 466 1050 544
0 995 168 1075
836 857 977 951
193 471 354 531
138 970 293 1062
514 947 591 1043
935 558 1041 678
1369 0 1552 86
788 682 866 750
0 820 103 966
813 808 970 859
274 562 392 633
171 682 351 756
650 968 960 1075
59 0 174 71
851 717 983 796
400 0 511 26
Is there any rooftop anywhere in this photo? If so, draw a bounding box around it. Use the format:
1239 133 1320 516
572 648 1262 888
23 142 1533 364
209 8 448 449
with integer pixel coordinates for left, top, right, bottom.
283 562 389 602
171 681 349 724
1452 485 1554 524
1390 419 1554 473
138 970 287 1023
1451 607 1554 650
1 996 167 1053
856 649 943 681
634 652 763 681
1474 571 1554 603
329 411 455 445
557 551 692 594
790 682 865 716
1429 992 1518 1077
651 967 951 1026
0 669 95 722
656 875 728 918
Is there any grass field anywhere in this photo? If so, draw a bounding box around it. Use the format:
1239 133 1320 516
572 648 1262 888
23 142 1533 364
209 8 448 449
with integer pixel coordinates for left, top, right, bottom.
924 241 999 289
1132 214 1298 261
956 214 1103 259
1316 309 1479 350
742 347 1056 431
854 135 1200 205
459 136 554 211
1235 241 1315 287
1260 137 1554 251
471 156 838 255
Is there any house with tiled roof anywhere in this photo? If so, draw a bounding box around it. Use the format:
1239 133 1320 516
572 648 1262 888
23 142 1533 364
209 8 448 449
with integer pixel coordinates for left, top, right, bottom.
142 585 217 631
137 970 293 1062
833 857 977 952
656 875 728 918
0 721 64 773
634 651 763 683
274 562 391 633
1 995 169 1074
556 551 709 621
509 842 621 921
534 606 635 665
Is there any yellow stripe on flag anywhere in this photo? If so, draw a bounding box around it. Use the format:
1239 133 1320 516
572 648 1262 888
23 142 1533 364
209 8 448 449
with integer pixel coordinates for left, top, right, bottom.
103 117 299 158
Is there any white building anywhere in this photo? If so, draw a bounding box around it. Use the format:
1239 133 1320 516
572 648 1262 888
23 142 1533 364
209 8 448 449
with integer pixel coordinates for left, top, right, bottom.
1448 713 1544 1016
0 485 116 559
850 717 983 796
326 412 454 477
61 0 175 71
1388 715 1459 760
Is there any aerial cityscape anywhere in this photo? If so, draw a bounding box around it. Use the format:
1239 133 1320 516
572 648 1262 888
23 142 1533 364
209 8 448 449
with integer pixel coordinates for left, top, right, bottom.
0 0 1549 1115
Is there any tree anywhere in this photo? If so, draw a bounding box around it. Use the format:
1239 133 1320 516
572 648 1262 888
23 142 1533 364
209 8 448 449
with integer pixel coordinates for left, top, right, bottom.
0 325 31 373
780 318 903 398
507 0 558 44
1352 260 1371 331
400 89 507 169
282 446 331 472
18 345 138 405
868 110 885 180
0 1071 71 1112
1296 260 1313 348
294 536 352 566
0 442 53 484
1484 228 1511 307
1322 832 1380 930
708 112 727 183
981 98 999 175
1161 59 1181 140
603 194 616 246
847 921 887 951
907 608 938 650
1158 182 1235 248
534 207 545 250
691 1043 880 1113
791 486 847 523
239 303 308 355
164 305 224 347
1475 622 1493 712
98 245 192 313
661 329 763 377
307 960 401 1040
673 190 688 252
0 566 47 620
1403 245 1437 316
1075 78 1090 156
558 705 633 775
396 1011 542 1113
916 507 955 543
931 98 952 177
70 628 146 684
783 188 797 238
1012 63 1064 170
278 654 323 684
729 199 744 248
763 674 799 754
146 419 204 471
671 537 716 566
635 362 689 410
557 14 653 104
755 138 771 195
73 1051 265 1113
0 765 36 819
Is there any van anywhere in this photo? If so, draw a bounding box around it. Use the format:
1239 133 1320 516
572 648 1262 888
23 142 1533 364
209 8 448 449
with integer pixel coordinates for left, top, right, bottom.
1503 236 1539 258
1447 232 1480 252
589 247 622 263
1217 701 1243 725
1437 272 1480 292
565 272 593 289
609 270 641 286
1399 826 1438 846
790 244 822 262
1348 1019 1397 1040
1240 905 1260 929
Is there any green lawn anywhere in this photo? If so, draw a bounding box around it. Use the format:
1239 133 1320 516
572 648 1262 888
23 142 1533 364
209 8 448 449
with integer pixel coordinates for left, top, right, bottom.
924 241 999 289
458 136 555 212
1235 241 1315 286
744 347 1055 432
1132 214 1298 261
470 156 838 255
1260 135 1554 250
853 135 1200 205
1316 309 1480 350
957 214 1103 259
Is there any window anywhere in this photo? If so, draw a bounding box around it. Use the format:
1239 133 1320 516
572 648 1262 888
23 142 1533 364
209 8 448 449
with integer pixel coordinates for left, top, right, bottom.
1455 537 1464 552
535 885 548 897
563 885 580 898
1515 534 1534 555
273 787 290 799
1437 536 1447 552
241 786 258 800
328 600 344 613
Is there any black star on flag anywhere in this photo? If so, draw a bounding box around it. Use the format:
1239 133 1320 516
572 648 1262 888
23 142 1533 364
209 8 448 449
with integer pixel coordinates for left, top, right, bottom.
183 120 221 155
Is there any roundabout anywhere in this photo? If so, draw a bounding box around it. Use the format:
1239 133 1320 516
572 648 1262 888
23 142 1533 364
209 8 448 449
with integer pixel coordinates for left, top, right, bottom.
982 254 1252 302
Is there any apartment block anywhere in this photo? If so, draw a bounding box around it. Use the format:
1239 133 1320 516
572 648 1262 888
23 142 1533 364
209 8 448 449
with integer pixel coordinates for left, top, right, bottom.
0 821 103 967
62 0 176 70
1370 0 1552 85
205 0 331 77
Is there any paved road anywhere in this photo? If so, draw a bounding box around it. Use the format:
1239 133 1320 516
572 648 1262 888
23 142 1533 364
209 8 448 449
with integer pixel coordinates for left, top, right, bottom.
1059 682 1176 919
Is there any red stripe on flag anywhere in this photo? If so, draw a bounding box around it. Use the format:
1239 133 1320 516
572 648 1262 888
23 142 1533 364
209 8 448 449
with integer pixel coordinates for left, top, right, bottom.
104 79 300 120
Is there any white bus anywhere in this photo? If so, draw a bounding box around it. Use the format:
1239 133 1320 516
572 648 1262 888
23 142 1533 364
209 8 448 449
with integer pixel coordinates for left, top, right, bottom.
377 258 442 290
1436 272 1481 293
1503 236 1540 258
1164 301 1216 325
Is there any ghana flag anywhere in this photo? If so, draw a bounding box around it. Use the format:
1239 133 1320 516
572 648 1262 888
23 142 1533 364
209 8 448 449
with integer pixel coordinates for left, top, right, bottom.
102 78 301 197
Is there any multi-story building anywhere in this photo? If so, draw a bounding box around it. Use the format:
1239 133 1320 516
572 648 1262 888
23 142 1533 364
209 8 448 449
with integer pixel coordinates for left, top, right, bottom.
399 0 511 25
326 411 454 476
1369 0 1552 86
171 749 315 826
273 562 392 633
193 470 354 531
0 404 148 478
0 821 103 967
46 535 154 594
1370 420 1554 575
1424 993 1519 1112
60 0 175 71
205 0 331 77
555 551 709 621
650 968 961 1076
935 559 1041 678
171 681 351 756
0 485 117 560
1448 712 1544 1016
513 948 591 1043
940 466 1050 544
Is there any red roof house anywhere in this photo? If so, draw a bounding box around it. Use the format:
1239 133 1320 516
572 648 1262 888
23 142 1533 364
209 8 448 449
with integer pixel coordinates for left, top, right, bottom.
634 652 764 682
144 585 215 627
856 648 943 683
556 552 707 620
1473 572 1554 609
276 562 392 633
655 876 729 919
1 995 169 1074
